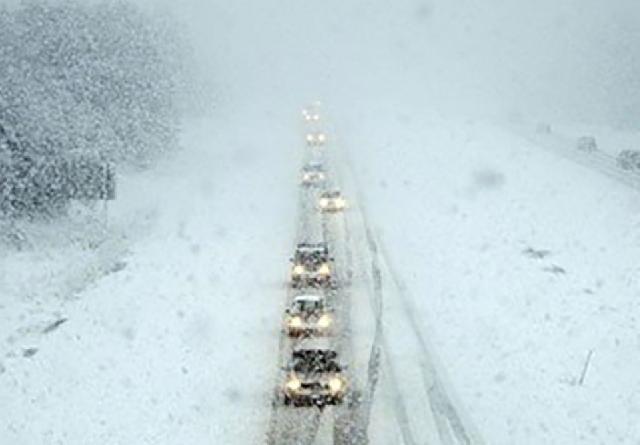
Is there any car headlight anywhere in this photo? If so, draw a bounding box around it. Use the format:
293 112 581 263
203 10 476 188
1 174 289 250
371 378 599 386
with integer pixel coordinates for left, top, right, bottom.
306 134 315 143
335 197 346 208
302 173 311 181
288 316 303 328
286 376 302 392
317 263 330 275
292 265 305 275
317 314 332 328
317 133 327 143
319 198 329 208
328 377 344 394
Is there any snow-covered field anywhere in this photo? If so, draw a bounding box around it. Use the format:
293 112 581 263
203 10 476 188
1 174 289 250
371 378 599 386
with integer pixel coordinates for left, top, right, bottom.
2 102 639 444
0 111 301 444
2 0 640 443
335 108 640 444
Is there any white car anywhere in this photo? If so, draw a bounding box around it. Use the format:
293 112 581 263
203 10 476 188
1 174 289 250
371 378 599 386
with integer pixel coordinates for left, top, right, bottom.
300 162 326 187
305 132 327 146
318 190 346 213
284 293 334 337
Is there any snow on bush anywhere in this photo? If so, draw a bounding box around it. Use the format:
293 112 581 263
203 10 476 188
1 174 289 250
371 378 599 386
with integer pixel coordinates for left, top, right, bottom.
0 0 194 218
0 0 190 166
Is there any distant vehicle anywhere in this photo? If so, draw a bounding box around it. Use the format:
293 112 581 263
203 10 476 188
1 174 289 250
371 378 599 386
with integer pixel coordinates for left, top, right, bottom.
290 242 333 288
280 347 347 407
301 162 326 187
306 132 327 146
318 190 346 213
284 293 333 337
302 109 321 122
617 150 640 171
536 122 551 134
576 136 597 152
302 103 322 123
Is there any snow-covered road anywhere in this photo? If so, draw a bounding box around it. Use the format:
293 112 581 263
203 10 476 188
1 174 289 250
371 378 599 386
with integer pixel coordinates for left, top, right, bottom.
2 105 638 445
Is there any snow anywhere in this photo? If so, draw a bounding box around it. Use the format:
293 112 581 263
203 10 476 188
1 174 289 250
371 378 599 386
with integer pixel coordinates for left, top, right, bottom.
0 112 299 444
2 1 640 444
335 107 640 444
2 100 639 445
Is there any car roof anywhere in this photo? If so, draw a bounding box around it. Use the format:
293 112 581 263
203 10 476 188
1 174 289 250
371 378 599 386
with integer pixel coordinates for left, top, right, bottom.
293 294 323 303
293 336 332 350
296 242 327 251
294 294 324 301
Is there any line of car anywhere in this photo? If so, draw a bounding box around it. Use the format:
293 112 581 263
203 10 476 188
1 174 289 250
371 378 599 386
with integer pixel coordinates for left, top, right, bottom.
276 105 351 409
536 123 640 172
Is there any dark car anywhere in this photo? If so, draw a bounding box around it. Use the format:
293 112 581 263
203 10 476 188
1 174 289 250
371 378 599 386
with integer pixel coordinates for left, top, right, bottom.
290 242 333 289
617 150 640 171
576 136 597 153
281 347 347 408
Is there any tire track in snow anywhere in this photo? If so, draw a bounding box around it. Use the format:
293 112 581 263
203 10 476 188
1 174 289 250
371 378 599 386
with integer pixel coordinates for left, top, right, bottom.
265 180 324 445
336 131 485 445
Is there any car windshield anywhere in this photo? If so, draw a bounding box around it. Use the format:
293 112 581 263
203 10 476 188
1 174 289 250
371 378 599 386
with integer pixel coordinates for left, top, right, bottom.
292 351 341 373
294 299 320 312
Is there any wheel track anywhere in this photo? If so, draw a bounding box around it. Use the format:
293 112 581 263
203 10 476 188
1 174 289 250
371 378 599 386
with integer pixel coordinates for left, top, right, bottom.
334 126 485 445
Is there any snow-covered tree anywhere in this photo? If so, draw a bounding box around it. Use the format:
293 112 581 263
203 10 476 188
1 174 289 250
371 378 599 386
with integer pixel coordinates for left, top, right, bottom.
0 0 192 216
0 0 191 161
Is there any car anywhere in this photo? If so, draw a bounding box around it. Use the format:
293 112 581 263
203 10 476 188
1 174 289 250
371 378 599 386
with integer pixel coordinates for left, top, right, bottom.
305 132 327 146
576 136 597 152
284 293 334 337
318 190 346 213
302 108 321 122
280 347 347 408
536 122 551 134
300 162 326 187
290 242 333 288
617 150 640 171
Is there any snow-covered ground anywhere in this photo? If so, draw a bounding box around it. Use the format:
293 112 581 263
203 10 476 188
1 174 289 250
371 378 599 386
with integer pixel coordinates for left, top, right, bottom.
3 102 639 445
333 108 640 444
0 110 301 444
3 100 639 445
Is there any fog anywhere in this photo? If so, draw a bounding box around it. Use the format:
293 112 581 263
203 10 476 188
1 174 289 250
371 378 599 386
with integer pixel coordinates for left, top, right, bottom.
162 0 640 126
2 1 640 444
